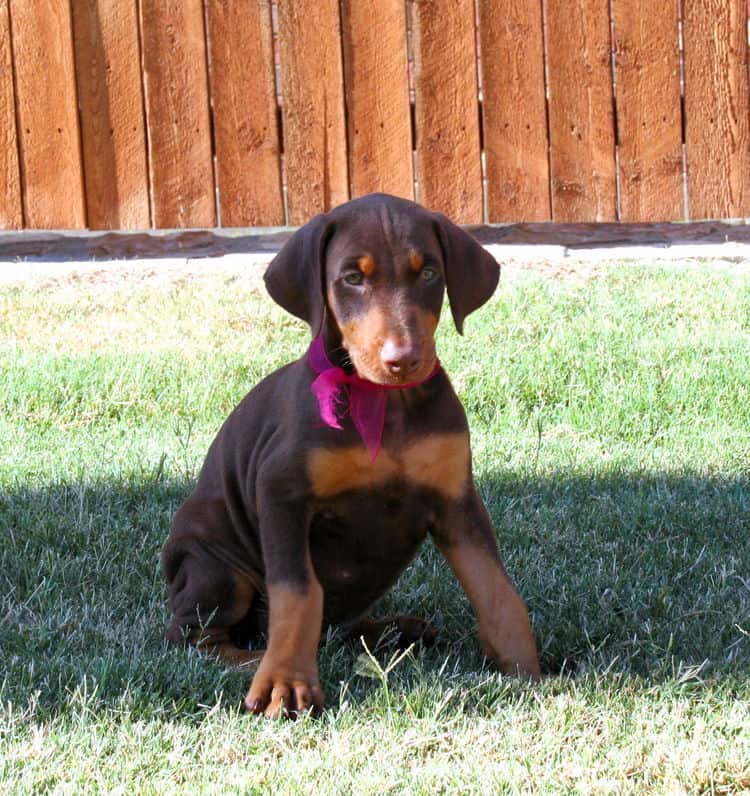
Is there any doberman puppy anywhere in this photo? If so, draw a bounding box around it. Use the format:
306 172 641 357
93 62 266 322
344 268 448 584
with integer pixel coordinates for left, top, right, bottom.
162 193 541 718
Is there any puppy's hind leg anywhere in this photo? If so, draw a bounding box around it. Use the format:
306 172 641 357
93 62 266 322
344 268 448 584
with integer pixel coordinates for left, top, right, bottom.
163 499 263 668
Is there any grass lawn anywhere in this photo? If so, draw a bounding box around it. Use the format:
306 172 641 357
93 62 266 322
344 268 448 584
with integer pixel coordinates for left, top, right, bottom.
1 258 749 794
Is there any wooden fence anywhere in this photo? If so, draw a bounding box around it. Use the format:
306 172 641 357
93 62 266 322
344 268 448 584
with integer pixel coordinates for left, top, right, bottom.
0 0 748 231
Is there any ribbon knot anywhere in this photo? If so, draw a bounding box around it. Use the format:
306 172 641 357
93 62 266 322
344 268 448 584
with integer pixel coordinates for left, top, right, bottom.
308 335 440 461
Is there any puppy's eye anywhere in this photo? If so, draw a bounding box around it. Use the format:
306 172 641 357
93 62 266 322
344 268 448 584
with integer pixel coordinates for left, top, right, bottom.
343 272 365 286
421 266 438 282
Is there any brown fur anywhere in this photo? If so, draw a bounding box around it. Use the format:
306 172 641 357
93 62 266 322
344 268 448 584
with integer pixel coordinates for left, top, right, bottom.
162 194 539 720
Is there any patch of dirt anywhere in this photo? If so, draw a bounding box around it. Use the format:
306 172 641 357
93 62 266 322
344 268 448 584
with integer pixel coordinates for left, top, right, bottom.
2 248 749 291
0 254 271 290
498 259 609 283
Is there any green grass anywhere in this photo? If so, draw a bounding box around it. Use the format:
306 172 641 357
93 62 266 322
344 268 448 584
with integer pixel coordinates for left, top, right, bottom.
2 261 750 793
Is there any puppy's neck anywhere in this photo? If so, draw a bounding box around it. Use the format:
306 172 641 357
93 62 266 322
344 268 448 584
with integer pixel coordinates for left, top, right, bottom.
320 318 355 373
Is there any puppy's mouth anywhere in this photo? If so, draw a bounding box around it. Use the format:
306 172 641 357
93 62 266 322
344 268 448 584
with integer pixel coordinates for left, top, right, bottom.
346 347 438 386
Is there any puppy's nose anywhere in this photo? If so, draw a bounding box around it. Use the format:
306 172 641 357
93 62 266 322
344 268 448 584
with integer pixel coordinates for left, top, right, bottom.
381 339 420 376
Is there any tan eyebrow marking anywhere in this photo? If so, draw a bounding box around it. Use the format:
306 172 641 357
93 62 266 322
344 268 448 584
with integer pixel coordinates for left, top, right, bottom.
408 251 424 272
358 254 376 276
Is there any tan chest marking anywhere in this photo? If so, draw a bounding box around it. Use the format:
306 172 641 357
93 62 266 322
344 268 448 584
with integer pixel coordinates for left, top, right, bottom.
401 433 470 499
307 432 470 500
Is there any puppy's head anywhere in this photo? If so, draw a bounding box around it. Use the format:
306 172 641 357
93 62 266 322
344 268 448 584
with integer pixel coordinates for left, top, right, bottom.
264 194 499 385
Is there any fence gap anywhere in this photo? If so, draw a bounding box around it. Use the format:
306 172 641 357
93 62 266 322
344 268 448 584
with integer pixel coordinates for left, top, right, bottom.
269 1 289 226
134 0 154 229
677 0 689 219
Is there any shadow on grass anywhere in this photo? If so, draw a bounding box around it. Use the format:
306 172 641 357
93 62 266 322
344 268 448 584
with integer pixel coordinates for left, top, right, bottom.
1 469 749 718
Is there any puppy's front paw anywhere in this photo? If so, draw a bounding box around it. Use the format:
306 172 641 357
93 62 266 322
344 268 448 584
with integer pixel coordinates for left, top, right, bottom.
243 655 324 719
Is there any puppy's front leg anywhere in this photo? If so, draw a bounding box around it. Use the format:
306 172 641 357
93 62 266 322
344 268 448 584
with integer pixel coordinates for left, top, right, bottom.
245 476 324 718
434 487 541 680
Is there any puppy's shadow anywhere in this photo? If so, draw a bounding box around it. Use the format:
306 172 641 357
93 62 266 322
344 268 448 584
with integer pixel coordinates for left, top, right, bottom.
4 469 748 720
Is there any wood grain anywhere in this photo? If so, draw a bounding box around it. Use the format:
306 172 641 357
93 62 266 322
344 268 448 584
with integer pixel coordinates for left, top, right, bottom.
72 0 150 230
9 0 86 228
277 0 348 225
613 0 683 221
341 0 413 200
0 0 21 228
205 0 284 227
545 0 617 221
478 0 550 221
139 0 215 228
412 0 483 223
683 0 750 219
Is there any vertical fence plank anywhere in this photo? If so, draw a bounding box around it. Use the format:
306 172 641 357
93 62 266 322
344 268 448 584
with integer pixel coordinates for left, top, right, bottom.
478 0 550 221
205 0 283 227
0 0 21 228
277 0 348 225
613 0 683 221
412 0 482 223
341 0 413 201
139 0 215 228
9 0 86 228
72 0 150 230
545 0 616 221
683 0 750 219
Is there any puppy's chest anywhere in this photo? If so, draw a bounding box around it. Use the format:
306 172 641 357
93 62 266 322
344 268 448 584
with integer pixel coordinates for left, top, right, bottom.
306 433 470 612
305 432 470 503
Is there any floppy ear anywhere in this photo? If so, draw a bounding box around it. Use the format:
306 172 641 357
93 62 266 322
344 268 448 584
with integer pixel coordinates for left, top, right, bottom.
263 213 332 335
433 212 500 334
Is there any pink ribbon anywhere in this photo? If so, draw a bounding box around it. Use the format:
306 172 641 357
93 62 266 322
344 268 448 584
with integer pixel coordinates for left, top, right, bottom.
308 335 441 460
